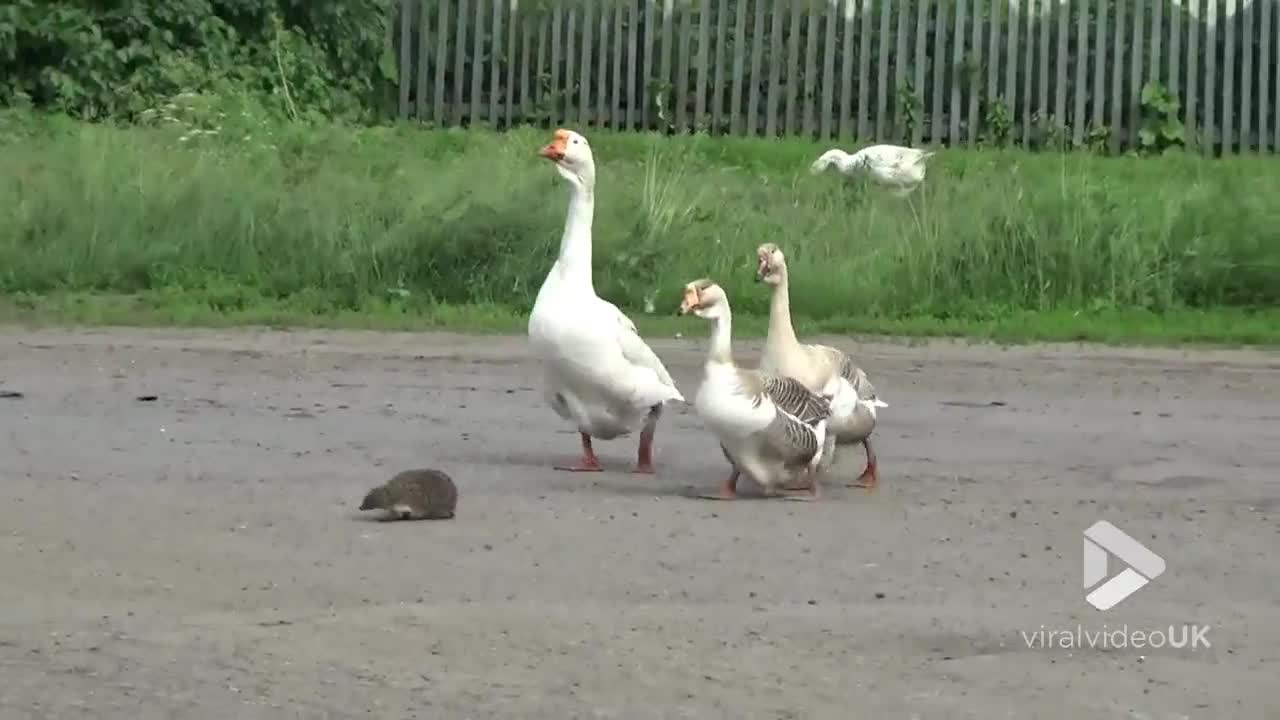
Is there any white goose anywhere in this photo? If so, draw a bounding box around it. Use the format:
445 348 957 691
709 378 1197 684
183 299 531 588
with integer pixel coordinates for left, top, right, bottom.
528 128 685 474
809 144 936 197
755 243 888 489
679 279 834 501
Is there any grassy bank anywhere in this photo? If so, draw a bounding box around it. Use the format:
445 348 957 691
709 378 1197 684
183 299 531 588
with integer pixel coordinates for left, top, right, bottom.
2 108 1277 345
4 291 1278 346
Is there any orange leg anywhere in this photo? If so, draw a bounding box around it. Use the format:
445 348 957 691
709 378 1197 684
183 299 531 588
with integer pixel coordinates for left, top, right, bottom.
631 404 662 474
847 438 879 489
782 469 820 501
699 469 740 500
555 433 605 472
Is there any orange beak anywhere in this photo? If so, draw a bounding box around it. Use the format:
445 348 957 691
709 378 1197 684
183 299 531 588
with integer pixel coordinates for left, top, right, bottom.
678 287 700 315
539 128 570 161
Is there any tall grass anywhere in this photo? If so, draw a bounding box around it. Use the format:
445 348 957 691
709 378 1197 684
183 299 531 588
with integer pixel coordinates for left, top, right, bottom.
1 108 1276 328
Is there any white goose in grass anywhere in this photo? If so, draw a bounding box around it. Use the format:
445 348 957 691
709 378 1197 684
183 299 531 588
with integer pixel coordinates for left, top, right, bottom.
810 144 936 197
678 278 835 501
528 128 685 474
755 243 888 490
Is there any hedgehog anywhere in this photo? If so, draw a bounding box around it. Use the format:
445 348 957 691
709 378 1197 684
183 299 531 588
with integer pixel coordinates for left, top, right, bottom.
359 469 457 521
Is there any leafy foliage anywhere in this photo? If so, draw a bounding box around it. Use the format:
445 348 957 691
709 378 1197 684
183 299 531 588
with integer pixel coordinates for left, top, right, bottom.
1137 81 1186 156
0 0 396 122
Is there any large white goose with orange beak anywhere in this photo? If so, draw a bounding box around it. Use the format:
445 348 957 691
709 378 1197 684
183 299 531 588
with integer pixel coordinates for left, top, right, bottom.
527 128 685 474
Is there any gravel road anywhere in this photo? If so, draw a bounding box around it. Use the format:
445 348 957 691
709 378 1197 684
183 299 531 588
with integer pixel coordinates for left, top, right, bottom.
1 327 1277 719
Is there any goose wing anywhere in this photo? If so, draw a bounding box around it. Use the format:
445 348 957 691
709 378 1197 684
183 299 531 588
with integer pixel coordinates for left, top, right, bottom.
737 367 832 424
759 406 824 469
805 344 887 408
760 374 832 424
832 357 883 404
598 297 685 403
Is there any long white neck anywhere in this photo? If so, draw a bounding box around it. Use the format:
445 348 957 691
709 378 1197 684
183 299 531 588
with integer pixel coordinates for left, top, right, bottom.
706 306 734 366
765 273 800 357
552 179 595 290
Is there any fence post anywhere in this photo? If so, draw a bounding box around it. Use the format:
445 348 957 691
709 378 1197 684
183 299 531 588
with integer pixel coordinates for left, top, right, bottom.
399 0 414 119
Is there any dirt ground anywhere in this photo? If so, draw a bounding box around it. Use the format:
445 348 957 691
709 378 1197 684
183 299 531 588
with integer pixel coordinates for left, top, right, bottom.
0 326 1277 719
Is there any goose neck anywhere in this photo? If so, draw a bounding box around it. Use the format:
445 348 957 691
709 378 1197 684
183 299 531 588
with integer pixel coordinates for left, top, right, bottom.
765 274 800 354
706 307 734 366
554 181 595 289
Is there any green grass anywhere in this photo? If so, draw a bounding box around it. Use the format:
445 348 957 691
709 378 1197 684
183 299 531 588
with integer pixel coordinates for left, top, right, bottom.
1 108 1278 346
3 291 1277 347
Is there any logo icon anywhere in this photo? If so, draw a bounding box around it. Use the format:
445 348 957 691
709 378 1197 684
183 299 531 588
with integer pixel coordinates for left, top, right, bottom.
1083 521 1166 611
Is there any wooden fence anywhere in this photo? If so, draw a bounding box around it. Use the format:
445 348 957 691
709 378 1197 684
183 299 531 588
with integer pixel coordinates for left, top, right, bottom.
391 0 1280 154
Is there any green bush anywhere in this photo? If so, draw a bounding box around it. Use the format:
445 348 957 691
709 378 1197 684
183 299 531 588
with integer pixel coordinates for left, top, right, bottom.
0 0 396 122
1 110 1277 326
